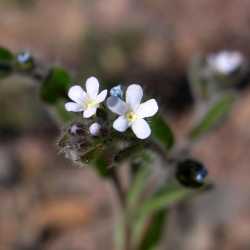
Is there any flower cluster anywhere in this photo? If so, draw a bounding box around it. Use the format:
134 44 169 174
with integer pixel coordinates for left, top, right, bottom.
65 77 158 139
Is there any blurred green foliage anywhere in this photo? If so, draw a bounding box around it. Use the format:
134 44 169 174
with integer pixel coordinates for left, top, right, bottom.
40 66 71 104
151 115 175 150
0 47 14 78
189 94 235 140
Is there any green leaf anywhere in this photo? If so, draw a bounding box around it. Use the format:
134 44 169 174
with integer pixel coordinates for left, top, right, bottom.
40 66 71 104
81 145 110 177
189 94 235 140
114 143 144 163
150 114 174 150
0 47 14 78
132 183 191 246
138 209 167 250
127 166 151 208
93 150 110 177
137 183 192 219
0 47 14 61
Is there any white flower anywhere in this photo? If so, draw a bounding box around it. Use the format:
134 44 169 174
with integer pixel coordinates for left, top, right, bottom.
65 77 107 118
107 84 158 139
207 51 244 74
89 122 101 136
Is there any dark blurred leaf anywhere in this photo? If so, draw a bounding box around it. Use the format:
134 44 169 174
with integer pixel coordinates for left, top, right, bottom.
189 94 235 140
0 47 14 61
150 114 174 150
93 150 110 177
138 210 167 250
114 143 144 163
40 66 71 104
0 47 14 78
81 144 110 177
0 63 12 78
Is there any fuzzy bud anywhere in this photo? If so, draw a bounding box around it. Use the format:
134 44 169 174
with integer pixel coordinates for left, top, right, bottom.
89 122 101 136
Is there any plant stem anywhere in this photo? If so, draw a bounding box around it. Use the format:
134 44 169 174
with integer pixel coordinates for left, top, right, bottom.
109 166 126 208
109 166 132 250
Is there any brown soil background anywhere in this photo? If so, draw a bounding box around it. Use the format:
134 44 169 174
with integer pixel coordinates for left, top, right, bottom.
0 1 250 250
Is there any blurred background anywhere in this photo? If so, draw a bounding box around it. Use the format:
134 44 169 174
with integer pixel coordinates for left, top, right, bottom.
0 0 250 249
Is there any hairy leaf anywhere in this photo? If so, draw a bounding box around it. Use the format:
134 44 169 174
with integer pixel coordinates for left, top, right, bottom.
189 94 235 140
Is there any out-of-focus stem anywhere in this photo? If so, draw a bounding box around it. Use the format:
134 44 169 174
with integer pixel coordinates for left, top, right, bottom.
109 166 132 250
109 167 126 208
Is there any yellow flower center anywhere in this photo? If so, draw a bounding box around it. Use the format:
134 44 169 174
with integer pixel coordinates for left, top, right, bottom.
126 111 138 123
86 99 98 109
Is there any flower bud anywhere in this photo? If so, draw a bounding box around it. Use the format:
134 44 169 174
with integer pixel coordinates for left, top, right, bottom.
110 85 124 99
207 51 244 75
89 122 101 136
68 123 85 136
15 51 34 71
176 159 208 188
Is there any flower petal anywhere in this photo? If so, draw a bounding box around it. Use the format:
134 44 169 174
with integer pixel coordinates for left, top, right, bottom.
106 96 128 115
131 119 151 139
113 116 129 132
136 99 158 118
65 102 83 112
83 107 97 118
68 85 87 104
96 89 107 103
86 76 99 98
126 84 143 109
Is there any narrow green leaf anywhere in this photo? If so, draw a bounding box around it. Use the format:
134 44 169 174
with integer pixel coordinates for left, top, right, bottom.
138 183 192 219
40 66 71 104
127 166 150 208
132 183 191 247
150 114 174 150
138 209 167 250
189 94 235 140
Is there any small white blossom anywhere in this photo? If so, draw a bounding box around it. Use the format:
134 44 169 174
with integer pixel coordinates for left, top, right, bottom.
207 51 244 74
65 77 107 118
89 122 101 136
107 84 158 139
